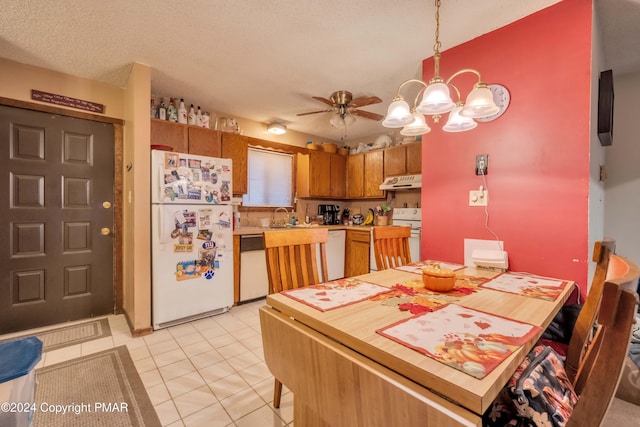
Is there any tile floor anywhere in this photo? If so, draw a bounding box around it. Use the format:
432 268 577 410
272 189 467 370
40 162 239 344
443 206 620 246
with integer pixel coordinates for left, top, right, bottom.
1 299 293 427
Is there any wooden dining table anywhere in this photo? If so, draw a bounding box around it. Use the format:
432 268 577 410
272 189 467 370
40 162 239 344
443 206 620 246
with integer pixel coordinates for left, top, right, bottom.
259 264 574 427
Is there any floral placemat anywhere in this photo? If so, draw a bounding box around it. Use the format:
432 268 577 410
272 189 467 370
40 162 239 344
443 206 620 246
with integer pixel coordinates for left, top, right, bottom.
370 275 487 314
479 272 570 301
394 260 466 275
281 278 392 312
377 303 542 379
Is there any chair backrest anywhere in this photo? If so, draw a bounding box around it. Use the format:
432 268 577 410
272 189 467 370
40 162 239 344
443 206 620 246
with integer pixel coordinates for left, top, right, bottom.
565 238 616 382
372 226 412 270
567 253 639 426
263 228 329 294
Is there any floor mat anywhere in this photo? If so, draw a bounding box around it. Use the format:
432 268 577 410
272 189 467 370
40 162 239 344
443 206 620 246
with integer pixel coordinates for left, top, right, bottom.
33 346 161 427
2 318 112 352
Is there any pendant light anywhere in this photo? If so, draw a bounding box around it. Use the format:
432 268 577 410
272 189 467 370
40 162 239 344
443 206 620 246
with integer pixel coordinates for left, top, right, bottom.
382 0 500 135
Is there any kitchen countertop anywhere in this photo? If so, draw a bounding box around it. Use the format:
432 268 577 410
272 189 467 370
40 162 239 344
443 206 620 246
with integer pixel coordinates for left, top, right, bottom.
233 224 373 235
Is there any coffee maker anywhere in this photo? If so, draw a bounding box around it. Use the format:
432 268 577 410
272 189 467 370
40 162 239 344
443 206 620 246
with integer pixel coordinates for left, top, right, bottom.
318 204 340 225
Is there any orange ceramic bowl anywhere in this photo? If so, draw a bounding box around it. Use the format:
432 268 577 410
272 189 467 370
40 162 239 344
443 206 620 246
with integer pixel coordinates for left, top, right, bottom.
422 265 456 292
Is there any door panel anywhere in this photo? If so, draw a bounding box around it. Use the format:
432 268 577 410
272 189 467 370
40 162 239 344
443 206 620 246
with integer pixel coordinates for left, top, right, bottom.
0 106 115 334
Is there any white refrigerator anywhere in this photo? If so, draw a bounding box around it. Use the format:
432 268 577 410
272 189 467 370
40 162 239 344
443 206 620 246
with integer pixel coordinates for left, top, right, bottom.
151 150 234 330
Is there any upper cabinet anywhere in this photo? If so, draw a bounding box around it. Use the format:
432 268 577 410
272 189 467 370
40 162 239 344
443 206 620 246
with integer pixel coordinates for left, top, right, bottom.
297 151 346 198
150 119 221 156
383 142 422 177
188 126 221 158
346 151 385 199
150 119 188 153
330 153 346 199
405 142 422 174
221 133 249 195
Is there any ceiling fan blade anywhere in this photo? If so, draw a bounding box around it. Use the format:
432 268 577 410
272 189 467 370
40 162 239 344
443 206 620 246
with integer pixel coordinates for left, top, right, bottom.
351 109 384 121
311 96 334 106
349 96 382 108
297 109 334 116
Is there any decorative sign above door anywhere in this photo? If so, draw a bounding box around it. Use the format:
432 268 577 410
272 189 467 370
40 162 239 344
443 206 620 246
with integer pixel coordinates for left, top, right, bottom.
31 89 105 114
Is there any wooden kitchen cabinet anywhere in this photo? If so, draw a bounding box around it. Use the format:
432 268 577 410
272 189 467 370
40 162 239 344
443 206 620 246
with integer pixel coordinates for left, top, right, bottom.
383 142 422 177
330 153 346 198
150 119 188 153
405 142 422 174
297 151 345 198
383 145 406 177
346 154 364 198
347 151 385 198
150 119 225 159
364 150 384 198
344 229 370 277
221 132 248 195
188 126 221 157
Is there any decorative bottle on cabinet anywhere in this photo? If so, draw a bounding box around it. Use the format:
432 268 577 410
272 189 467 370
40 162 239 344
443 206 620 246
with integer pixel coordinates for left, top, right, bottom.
150 98 157 118
188 104 196 125
167 98 178 122
178 99 188 124
158 99 167 120
196 106 203 127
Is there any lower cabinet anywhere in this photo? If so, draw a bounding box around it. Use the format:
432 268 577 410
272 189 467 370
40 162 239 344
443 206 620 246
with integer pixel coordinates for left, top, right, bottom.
345 229 371 277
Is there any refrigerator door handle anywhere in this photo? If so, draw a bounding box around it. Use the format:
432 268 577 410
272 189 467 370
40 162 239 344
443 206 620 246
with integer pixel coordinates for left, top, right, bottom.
158 206 164 243
157 165 164 202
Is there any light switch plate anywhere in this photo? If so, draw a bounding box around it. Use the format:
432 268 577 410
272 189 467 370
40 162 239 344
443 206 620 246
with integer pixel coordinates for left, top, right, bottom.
469 190 488 206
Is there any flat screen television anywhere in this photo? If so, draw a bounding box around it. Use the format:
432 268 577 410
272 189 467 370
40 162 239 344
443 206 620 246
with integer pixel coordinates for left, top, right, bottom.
597 69 614 146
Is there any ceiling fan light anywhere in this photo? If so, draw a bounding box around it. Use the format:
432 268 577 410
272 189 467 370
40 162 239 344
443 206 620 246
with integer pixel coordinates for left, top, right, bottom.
330 114 356 128
343 114 356 126
400 112 431 136
382 98 413 128
267 122 287 135
417 81 455 115
443 106 478 132
459 86 500 118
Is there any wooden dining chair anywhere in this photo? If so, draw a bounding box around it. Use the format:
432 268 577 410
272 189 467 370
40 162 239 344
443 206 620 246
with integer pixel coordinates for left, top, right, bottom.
564 238 616 382
566 253 639 426
262 227 329 408
372 226 412 270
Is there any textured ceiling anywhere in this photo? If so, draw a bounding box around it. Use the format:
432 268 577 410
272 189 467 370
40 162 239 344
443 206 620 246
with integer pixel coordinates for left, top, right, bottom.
0 0 637 142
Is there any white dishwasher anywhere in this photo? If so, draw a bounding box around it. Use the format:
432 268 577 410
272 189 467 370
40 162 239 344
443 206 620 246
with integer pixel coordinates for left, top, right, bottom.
325 230 345 281
239 234 269 302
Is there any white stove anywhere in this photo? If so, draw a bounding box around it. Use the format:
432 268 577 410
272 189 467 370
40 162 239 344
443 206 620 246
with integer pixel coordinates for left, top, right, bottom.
370 207 422 272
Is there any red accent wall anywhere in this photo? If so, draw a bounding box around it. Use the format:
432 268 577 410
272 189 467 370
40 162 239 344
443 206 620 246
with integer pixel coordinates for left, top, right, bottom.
421 0 593 293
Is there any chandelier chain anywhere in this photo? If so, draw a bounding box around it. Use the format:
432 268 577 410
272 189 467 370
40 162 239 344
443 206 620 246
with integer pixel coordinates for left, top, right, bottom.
433 0 441 55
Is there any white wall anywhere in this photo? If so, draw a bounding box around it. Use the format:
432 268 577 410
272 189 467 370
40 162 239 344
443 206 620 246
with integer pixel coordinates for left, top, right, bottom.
604 70 640 264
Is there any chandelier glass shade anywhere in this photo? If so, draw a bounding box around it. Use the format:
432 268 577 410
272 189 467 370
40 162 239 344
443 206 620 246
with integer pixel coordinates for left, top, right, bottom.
401 110 432 136
382 0 499 135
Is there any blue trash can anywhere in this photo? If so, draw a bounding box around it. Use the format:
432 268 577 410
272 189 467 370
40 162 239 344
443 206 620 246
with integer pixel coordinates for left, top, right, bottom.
0 337 43 427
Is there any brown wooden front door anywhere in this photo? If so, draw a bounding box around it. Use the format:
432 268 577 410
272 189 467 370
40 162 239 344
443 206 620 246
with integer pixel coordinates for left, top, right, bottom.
0 106 115 334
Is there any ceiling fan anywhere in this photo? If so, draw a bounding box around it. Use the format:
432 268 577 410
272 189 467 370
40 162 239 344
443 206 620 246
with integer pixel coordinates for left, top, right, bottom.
296 90 384 126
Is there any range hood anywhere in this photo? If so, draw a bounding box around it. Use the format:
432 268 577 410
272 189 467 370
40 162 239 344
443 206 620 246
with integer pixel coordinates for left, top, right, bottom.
379 174 422 190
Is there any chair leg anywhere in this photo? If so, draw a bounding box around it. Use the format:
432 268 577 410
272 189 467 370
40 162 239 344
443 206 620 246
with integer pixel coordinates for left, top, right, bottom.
273 379 283 408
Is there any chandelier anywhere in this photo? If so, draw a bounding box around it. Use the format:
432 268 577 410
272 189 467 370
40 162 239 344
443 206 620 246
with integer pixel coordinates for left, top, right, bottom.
382 0 500 135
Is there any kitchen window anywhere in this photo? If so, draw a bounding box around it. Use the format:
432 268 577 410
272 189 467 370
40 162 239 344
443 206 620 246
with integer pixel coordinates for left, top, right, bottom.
242 147 293 207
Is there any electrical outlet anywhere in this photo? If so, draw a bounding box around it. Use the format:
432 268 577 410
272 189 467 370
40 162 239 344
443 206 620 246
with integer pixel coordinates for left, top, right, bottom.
476 154 488 175
469 190 488 206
